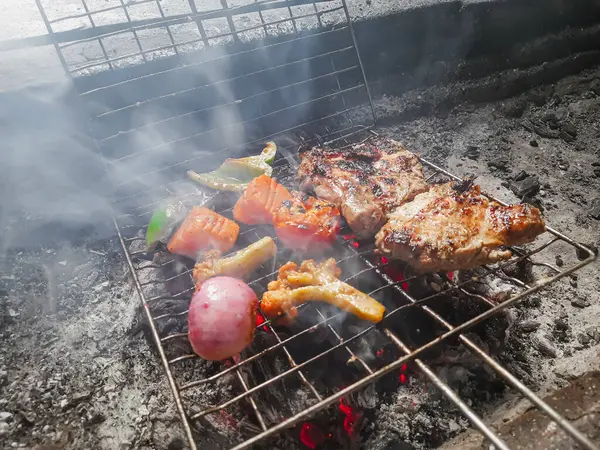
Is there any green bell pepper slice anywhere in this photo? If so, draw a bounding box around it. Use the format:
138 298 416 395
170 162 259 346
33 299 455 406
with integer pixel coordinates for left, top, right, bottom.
187 141 277 192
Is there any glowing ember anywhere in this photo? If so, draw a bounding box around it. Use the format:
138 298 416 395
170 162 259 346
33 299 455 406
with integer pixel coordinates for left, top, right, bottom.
299 422 325 449
382 262 409 291
342 234 355 241
255 314 270 332
376 348 384 357
399 363 409 384
339 398 359 437
217 410 238 428
351 241 360 248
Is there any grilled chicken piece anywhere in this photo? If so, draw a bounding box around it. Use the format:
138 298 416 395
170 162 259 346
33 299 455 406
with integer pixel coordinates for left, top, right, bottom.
376 182 546 272
297 137 429 239
261 258 386 323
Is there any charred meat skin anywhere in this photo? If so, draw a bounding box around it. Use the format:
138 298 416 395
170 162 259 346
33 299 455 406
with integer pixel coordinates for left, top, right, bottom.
375 182 546 273
297 138 429 239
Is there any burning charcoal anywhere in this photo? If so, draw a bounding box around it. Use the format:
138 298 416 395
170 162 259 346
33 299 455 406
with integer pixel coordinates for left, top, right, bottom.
517 320 541 333
488 156 510 171
510 175 540 198
532 335 557 358
571 295 591 308
464 145 480 160
529 139 539 147
590 198 600 220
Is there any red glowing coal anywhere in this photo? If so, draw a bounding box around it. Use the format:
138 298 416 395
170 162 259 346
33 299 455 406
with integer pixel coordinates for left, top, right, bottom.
299 422 326 449
255 314 270 332
339 397 359 437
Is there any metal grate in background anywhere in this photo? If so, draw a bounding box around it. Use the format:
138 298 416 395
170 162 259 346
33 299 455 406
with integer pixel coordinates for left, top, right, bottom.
34 1 599 449
35 0 376 205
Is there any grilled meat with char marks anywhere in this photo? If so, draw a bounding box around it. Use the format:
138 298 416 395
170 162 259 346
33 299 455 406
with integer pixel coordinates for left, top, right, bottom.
375 182 546 272
297 137 429 239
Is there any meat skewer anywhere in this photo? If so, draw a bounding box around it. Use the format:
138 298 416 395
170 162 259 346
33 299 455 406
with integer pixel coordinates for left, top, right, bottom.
375 181 546 272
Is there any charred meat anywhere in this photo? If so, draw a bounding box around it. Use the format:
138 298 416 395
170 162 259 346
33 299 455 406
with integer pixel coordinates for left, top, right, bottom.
297 137 429 239
376 182 546 272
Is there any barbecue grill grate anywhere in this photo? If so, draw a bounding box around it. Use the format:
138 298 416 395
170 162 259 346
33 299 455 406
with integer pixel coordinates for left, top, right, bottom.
36 1 599 449
115 134 598 450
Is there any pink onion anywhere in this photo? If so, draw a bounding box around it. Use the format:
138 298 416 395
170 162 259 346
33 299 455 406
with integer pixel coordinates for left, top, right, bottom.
188 276 258 361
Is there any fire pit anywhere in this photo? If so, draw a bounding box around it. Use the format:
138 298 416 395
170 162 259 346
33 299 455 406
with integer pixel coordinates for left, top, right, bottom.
12 0 598 449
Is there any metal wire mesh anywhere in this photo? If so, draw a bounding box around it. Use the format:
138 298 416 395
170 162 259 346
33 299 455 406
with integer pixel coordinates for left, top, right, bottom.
35 1 599 449
113 130 597 450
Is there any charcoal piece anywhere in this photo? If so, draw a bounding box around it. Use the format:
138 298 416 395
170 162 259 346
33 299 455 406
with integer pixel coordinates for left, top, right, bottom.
513 170 529 182
554 318 569 331
524 118 561 139
590 198 600 220
500 98 526 118
585 326 600 343
529 140 539 147
488 156 510 171
532 335 557 358
517 320 540 333
542 112 559 128
510 175 540 198
578 333 592 346
555 255 564 267
576 242 597 260
523 296 542 308
464 145 480 159
560 121 577 142
571 296 591 308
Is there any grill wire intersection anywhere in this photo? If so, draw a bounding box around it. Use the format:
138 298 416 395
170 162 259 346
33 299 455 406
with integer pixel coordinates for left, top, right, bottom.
35 0 599 449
